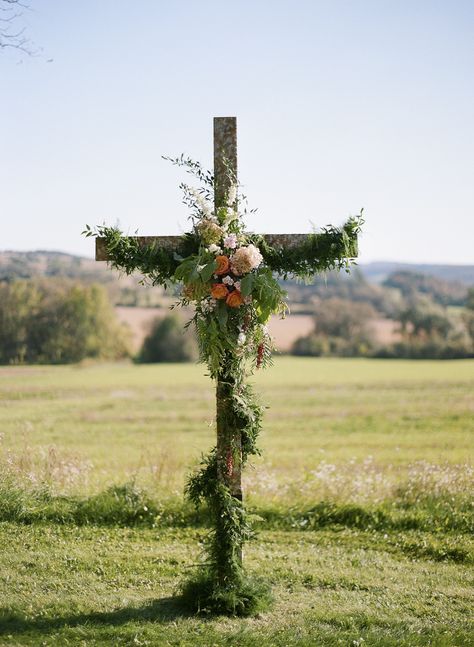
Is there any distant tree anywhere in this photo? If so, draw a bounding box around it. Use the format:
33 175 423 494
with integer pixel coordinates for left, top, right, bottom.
466 287 474 311
292 298 376 357
383 271 467 307
462 288 474 351
284 268 399 317
375 297 473 359
0 280 40 363
396 299 452 341
0 279 131 364
138 315 198 363
312 298 377 340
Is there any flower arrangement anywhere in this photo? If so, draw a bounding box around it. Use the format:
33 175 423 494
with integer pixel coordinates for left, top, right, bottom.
84 155 362 616
173 173 288 380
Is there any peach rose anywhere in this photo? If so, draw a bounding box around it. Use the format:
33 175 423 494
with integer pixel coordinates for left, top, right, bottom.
226 290 244 308
215 255 231 275
211 283 229 300
230 244 263 275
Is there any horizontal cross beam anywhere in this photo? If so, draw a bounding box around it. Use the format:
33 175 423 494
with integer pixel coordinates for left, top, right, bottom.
95 233 357 261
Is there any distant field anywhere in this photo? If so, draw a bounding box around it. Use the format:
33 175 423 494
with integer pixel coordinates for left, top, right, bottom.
1 358 472 646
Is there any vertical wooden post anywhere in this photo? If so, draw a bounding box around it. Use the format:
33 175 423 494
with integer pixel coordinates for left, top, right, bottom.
214 117 243 578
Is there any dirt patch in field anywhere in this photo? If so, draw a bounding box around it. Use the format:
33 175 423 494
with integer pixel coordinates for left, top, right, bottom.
370 318 401 344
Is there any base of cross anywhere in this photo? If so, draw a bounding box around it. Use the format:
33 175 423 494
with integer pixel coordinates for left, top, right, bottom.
179 568 273 618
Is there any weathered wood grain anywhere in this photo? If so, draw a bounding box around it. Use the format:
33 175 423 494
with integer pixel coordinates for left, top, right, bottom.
214 116 237 210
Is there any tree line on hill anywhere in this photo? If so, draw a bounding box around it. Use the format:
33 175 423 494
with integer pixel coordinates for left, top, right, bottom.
0 267 473 364
291 273 474 359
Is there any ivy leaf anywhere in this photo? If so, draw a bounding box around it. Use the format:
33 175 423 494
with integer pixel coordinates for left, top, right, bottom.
240 273 254 297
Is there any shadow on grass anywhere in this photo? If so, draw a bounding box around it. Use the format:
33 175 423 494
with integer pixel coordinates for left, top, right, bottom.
0 596 195 636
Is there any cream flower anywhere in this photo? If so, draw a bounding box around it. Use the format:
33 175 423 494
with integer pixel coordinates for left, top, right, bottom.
189 187 213 217
230 244 263 275
227 184 237 206
200 298 217 314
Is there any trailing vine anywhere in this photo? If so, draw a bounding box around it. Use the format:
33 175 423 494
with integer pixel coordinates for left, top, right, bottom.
84 157 362 615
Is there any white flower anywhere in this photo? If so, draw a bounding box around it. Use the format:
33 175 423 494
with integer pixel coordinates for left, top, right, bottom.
201 298 217 314
221 207 239 227
237 332 246 346
208 244 222 254
234 281 241 290
222 275 234 286
227 184 237 206
189 187 213 216
223 233 238 249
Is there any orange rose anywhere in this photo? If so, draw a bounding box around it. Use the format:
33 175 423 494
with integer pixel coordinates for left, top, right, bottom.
226 290 244 308
211 283 229 300
215 255 230 275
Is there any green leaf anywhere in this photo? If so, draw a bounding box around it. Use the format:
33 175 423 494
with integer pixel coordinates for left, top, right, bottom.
199 260 217 283
240 273 254 297
217 300 228 329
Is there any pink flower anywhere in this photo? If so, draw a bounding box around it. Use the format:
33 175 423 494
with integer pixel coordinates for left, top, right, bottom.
224 233 238 249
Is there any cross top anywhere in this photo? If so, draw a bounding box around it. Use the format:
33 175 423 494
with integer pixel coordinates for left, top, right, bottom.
88 116 361 615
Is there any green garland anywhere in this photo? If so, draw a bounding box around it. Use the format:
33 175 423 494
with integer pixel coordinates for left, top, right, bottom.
84 157 362 615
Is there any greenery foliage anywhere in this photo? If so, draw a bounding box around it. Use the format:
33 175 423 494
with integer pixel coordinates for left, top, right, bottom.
0 279 130 364
85 157 361 614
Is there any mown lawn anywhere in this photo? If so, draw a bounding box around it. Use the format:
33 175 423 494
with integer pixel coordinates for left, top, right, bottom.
0 358 473 645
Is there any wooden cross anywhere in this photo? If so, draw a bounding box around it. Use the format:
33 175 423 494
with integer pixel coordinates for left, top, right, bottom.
96 116 358 577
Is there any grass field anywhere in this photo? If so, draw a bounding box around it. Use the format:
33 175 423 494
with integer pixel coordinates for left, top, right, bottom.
0 358 473 645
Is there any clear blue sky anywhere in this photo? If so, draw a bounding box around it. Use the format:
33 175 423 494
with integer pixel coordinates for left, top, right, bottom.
2 0 473 264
